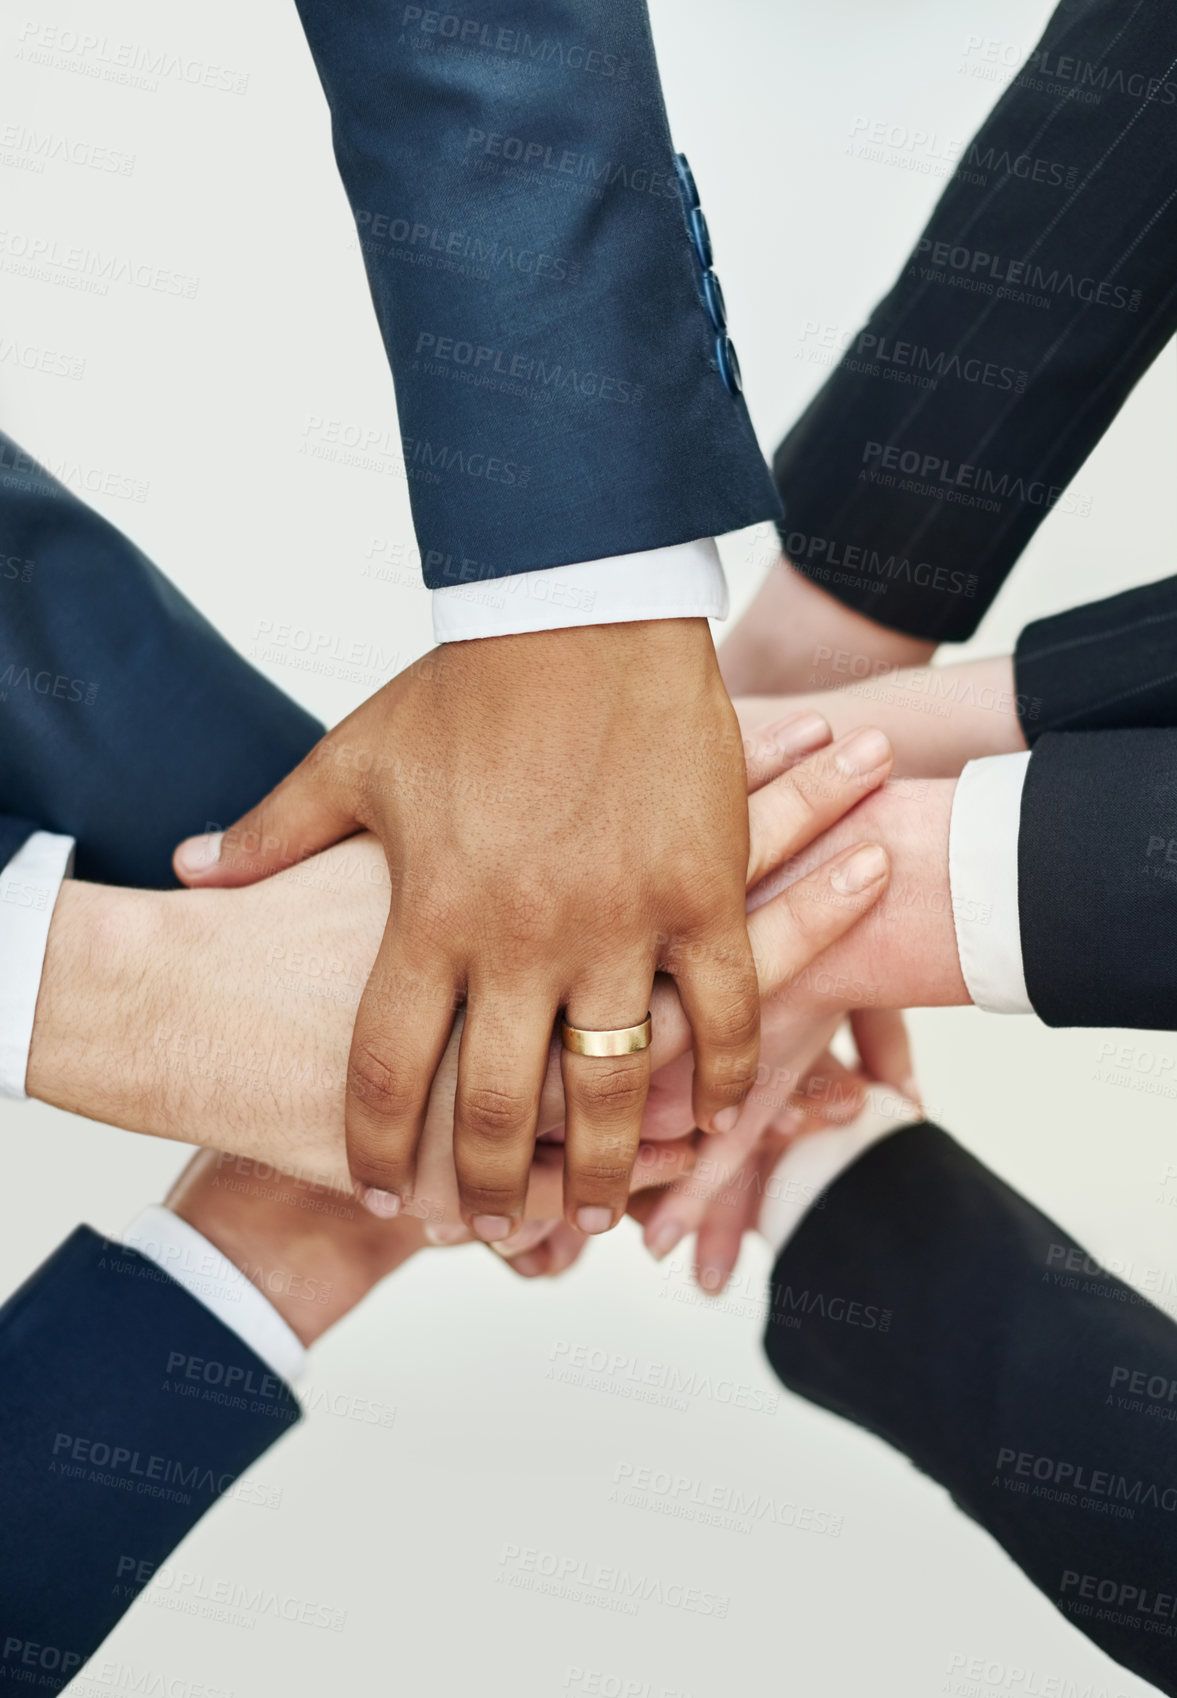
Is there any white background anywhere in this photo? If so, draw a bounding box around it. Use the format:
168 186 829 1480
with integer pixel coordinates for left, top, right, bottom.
1 0 1174 1693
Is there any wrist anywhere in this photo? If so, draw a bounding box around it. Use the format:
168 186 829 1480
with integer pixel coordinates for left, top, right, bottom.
820 655 1025 776
26 880 175 1127
167 1155 426 1347
722 559 936 695
762 778 968 1010
839 779 968 1007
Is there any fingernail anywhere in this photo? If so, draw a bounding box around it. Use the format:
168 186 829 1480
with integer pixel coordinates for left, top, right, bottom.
575 1207 614 1235
647 1220 685 1261
830 844 888 895
472 1214 513 1243
497 1220 552 1257
361 1188 401 1219
833 728 890 779
698 1264 732 1296
510 1251 545 1278
712 1105 740 1135
770 712 829 761
424 1223 469 1246
174 832 223 876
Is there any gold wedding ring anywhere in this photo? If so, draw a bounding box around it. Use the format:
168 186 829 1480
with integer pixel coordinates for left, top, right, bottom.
560 1014 653 1057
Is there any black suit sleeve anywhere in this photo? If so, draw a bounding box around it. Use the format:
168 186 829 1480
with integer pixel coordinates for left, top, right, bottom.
0 1228 300 1689
1015 574 1177 743
1018 729 1177 1028
772 0 1177 642
764 1123 1177 1696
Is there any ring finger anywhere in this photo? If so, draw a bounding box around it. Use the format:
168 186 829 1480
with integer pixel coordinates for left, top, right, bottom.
560 970 655 1236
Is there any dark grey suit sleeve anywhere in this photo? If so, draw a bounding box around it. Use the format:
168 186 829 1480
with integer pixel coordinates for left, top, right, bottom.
1018 729 1177 1028
1015 574 1177 743
773 0 1177 642
764 1123 1177 1696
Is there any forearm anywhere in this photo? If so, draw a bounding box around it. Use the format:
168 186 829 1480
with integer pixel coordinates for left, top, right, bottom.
739 655 1027 778
25 878 356 1189
721 559 936 696
26 880 175 1133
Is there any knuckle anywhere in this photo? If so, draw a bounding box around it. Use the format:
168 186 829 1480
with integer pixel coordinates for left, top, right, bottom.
671 871 731 933
348 1045 420 1122
572 1158 632 1191
347 1128 408 1189
404 890 463 955
710 1066 758 1103
460 1084 533 1141
702 995 761 1053
780 772 821 824
494 874 559 952
350 1155 405 1192
459 1177 525 1213
577 1063 647 1116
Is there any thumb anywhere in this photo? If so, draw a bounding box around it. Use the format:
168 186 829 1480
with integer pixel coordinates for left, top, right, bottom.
173 755 357 888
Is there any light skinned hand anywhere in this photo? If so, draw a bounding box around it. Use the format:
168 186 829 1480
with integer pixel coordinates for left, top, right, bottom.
636 1006 915 1266
29 718 894 1231
166 1133 700 1343
632 1079 924 1297
26 839 688 1224
735 655 1027 779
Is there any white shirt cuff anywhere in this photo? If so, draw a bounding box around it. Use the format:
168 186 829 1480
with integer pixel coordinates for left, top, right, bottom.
431 539 727 642
0 830 76 1100
123 1206 308 1387
758 1091 921 1255
948 752 1032 1014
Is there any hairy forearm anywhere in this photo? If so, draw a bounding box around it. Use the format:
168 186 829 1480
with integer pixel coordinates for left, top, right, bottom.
23 870 670 1222
26 878 356 1188
738 656 1027 778
26 880 175 1131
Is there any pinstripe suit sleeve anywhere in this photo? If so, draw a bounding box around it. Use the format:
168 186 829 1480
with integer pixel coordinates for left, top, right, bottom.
773 0 1177 642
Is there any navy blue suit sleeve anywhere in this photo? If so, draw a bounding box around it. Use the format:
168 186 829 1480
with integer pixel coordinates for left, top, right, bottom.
0 1228 300 1690
764 1123 1177 1696
0 436 321 887
292 0 780 583
0 817 38 875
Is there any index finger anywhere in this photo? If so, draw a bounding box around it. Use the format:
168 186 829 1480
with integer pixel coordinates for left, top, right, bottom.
747 728 893 889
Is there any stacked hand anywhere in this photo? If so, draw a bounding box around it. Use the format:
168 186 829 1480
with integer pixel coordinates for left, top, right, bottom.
27 567 999 1311
171 622 765 1241
29 713 900 1248
601 552 1027 1297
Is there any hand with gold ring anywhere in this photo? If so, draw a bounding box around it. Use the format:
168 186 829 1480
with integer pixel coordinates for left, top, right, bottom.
404 711 898 1239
